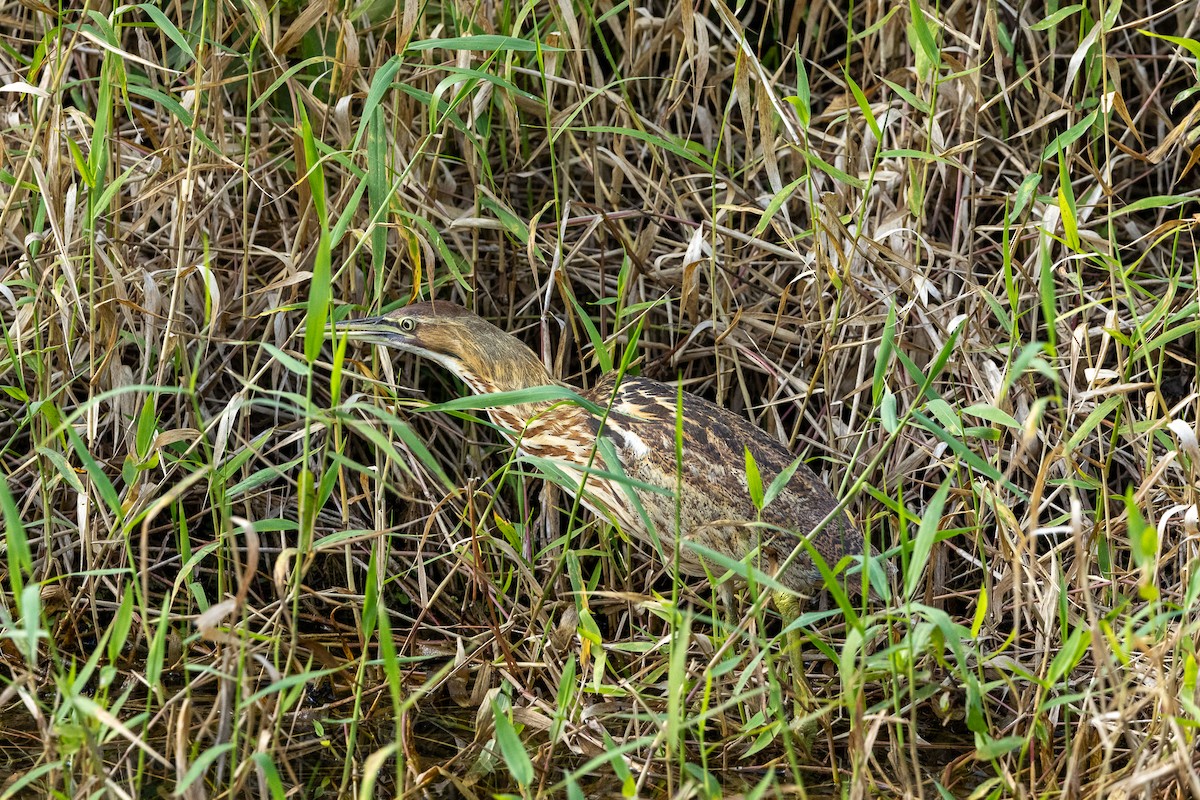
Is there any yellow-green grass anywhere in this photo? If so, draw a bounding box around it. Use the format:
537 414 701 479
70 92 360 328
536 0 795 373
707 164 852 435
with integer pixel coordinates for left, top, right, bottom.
0 1 1198 797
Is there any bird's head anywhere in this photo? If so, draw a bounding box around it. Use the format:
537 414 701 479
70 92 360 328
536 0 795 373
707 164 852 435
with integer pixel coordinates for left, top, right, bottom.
327 301 553 395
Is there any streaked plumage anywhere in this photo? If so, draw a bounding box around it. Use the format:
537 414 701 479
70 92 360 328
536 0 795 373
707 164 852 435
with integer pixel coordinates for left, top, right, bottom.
327 300 872 599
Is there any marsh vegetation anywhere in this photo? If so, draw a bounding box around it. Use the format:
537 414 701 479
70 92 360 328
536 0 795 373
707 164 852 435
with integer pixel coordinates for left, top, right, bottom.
0 0 1198 797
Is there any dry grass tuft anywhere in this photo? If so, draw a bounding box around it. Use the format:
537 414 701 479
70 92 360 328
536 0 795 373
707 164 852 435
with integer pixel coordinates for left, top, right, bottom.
1 0 1198 796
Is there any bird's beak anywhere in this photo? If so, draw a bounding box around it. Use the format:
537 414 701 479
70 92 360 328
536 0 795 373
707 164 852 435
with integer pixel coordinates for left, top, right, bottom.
324 315 406 348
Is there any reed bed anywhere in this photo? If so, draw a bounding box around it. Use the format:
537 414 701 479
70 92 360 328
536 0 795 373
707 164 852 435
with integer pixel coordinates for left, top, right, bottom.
0 0 1198 797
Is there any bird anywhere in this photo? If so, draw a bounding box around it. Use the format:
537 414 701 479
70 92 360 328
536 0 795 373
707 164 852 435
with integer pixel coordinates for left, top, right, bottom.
327 300 879 701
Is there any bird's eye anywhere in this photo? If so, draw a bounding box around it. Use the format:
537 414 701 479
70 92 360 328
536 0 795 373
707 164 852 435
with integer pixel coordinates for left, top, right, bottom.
399 317 416 332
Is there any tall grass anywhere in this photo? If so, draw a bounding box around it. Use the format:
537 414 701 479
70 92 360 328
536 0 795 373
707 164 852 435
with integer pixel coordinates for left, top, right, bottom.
0 0 1198 797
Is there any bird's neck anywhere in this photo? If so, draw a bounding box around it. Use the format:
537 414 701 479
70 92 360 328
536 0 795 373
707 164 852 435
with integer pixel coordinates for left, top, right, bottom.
446 337 563 433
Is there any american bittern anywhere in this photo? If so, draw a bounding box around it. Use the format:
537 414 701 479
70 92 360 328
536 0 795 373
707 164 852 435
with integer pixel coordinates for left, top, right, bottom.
329 301 876 698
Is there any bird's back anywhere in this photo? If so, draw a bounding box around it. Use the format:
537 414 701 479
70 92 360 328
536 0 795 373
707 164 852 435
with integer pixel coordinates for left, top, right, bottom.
519 373 867 594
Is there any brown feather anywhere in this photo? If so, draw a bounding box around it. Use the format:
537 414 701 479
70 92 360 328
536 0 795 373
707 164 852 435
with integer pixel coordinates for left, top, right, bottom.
332 302 879 595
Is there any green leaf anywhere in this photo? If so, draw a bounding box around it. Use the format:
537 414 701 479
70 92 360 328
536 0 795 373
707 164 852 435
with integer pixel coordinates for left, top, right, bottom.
753 176 805 237
905 476 951 598
919 318 963 398
570 126 712 170
666 610 690 752
961 403 1021 429
523 453 670 498
1107 194 1198 218
802 148 867 189
907 0 941 78
1009 173 1042 220
1040 110 1098 160
763 457 803 509
66 426 122 519
1139 30 1200 62
845 70 881 140
746 767 778 799
175 742 235 793
106 585 135 664
744 447 764 512
260 342 311 377
249 56 333 112
93 161 141 221
970 583 988 638
1046 625 1091 684
1057 149 1080 250
17 583 42 662
1126 489 1157 573
911 410 1026 500
1065 396 1122 452
125 3 196 57
478 194 532 242
974 734 1026 760
125 85 218 152
135 396 157 460
374 565 403 718
300 104 331 364
250 754 286 800
791 52 811 126
925 397 961 436
145 594 171 691
405 34 562 53
873 303 892 410
421 385 605 417
0 479 30 599
601 730 636 795
882 78 929 114
881 389 899 433
550 657 577 746
342 403 453 489
492 696 533 787
1131 316 1200 361
1030 4 1084 30
353 56 405 151
329 176 369 250
297 467 316 552
568 294 613 373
